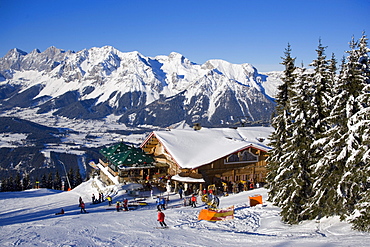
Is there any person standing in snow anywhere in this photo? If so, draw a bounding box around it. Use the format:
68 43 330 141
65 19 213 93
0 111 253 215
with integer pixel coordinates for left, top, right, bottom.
190 194 197 208
160 197 166 210
92 194 96 204
107 195 112 206
178 187 183 199
156 196 161 210
123 198 129 211
157 209 167 228
80 201 87 213
116 201 121 211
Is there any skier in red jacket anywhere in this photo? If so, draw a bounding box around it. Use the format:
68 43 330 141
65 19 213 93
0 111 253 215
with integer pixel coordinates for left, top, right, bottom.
80 201 87 213
157 209 167 227
190 194 197 208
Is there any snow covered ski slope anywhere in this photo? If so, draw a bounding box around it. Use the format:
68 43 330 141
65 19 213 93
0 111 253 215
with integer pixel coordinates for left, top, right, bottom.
0 179 369 246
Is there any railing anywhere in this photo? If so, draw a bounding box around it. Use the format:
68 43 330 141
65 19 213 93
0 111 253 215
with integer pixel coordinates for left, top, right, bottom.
99 159 109 167
107 166 119 177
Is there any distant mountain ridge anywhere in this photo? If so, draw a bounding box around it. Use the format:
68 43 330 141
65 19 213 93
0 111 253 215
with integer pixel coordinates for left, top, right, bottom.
0 46 282 127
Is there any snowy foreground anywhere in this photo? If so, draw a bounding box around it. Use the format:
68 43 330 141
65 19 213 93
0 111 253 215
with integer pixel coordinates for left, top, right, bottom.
1 179 369 247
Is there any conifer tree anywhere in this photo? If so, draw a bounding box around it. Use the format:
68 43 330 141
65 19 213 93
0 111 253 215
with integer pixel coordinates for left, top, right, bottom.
308 39 333 133
349 80 370 231
334 34 369 216
328 53 338 85
305 42 338 219
22 174 31 190
53 171 62 190
6 176 14 191
46 172 53 189
1 178 7 192
267 44 296 203
313 34 370 220
14 173 22 191
41 174 47 188
275 66 315 223
75 169 83 187
344 33 370 231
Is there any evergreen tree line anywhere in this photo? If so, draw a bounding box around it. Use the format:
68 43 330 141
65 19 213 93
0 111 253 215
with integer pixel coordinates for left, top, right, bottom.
1 168 83 192
267 33 370 232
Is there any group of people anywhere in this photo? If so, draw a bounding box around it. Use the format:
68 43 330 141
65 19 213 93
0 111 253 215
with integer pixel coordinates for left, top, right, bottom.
116 198 129 212
178 190 198 208
156 196 167 210
74 194 168 228
92 192 105 204
77 193 117 213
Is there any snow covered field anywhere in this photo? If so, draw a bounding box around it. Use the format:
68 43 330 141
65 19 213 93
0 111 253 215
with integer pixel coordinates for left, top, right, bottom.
1 179 369 247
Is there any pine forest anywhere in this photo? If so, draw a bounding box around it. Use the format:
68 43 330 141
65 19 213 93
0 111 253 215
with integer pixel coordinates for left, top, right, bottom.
267 33 370 232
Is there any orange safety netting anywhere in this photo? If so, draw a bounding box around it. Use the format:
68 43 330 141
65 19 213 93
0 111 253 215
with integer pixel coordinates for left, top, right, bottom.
249 194 262 207
198 206 234 221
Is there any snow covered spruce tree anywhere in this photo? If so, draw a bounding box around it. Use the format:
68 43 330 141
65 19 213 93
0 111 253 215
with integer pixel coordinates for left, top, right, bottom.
267 44 296 206
267 45 317 223
268 33 369 229
268 40 338 223
304 42 340 219
345 34 370 231
310 34 370 229
350 80 370 231
277 65 317 224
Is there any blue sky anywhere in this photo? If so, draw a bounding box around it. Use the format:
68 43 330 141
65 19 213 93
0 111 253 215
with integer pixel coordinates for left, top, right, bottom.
1 0 369 72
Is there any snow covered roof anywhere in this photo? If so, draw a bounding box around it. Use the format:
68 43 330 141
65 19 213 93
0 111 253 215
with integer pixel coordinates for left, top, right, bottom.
145 126 273 169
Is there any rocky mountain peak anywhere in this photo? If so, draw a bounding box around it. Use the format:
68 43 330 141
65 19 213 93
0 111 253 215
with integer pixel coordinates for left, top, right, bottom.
0 45 282 127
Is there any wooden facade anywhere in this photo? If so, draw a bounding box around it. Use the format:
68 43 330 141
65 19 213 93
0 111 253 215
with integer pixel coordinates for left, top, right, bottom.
141 131 269 188
197 146 268 185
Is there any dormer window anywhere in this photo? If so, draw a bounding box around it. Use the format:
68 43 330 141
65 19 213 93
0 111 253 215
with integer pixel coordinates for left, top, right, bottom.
227 153 239 162
225 149 258 164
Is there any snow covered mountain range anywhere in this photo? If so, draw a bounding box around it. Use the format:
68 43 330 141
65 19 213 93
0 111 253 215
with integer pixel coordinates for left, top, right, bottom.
0 46 281 127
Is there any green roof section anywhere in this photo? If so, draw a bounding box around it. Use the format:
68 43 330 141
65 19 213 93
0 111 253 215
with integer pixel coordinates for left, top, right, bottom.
100 142 155 169
99 142 132 158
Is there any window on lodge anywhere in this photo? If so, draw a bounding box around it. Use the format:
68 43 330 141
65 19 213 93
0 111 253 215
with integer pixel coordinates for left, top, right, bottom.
225 150 258 164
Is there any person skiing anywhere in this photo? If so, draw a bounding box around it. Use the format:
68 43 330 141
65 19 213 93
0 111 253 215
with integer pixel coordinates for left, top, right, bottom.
79 196 83 207
157 209 167 228
92 194 96 204
80 201 87 213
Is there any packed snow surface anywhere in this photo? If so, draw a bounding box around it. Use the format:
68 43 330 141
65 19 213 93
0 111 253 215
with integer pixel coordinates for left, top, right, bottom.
1 179 369 247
